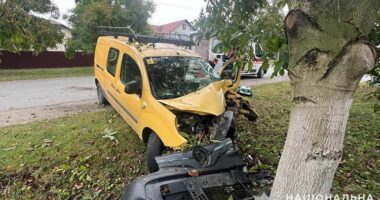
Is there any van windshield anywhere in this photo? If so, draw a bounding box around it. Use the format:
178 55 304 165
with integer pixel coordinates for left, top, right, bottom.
144 56 220 99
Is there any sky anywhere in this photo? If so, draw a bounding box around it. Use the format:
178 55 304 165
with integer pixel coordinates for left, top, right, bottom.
51 0 206 26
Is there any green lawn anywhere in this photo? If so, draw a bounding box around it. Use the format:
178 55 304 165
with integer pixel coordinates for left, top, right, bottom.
0 67 93 82
0 82 378 199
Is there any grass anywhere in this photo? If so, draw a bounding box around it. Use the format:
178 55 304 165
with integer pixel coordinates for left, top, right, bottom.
0 82 378 199
0 67 93 82
0 108 147 199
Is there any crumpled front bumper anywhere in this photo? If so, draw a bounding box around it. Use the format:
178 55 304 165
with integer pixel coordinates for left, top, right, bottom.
121 140 253 200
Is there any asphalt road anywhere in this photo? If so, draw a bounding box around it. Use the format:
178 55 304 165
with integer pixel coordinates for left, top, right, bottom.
240 74 288 86
0 76 96 111
0 76 99 126
0 73 288 126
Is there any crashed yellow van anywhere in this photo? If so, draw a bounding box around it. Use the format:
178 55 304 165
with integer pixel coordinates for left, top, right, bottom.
94 34 257 172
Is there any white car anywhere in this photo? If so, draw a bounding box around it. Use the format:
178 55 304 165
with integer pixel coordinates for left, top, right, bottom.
241 41 266 78
208 38 266 78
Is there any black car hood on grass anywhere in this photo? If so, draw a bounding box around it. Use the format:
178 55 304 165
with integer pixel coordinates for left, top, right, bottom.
121 139 270 200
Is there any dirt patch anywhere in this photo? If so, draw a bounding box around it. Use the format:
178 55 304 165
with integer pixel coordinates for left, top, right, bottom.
0 99 99 127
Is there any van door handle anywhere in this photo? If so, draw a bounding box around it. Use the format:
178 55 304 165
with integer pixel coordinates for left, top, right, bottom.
111 84 121 94
96 64 104 71
115 88 121 94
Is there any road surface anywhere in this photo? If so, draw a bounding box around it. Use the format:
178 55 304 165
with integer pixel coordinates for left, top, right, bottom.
0 74 288 127
240 74 288 86
0 76 99 127
0 77 97 111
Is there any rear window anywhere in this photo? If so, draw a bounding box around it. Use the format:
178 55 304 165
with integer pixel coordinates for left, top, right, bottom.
107 48 120 76
255 44 264 57
211 39 223 54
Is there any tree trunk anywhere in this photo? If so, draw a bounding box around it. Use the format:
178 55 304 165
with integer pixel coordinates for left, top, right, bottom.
270 0 379 199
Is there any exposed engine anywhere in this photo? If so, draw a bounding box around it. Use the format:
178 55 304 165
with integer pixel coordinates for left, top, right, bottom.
174 110 234 144
170 91 258 148
225 91 259 121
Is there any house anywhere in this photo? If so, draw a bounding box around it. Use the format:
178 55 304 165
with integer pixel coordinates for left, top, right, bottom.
150 20 212 59
149 19 195 40
47 20 72 52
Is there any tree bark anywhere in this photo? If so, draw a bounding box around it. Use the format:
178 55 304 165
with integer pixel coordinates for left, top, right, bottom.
270 0 379 199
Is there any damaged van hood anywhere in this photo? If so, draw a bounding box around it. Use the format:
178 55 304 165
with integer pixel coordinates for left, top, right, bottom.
158 81 227 116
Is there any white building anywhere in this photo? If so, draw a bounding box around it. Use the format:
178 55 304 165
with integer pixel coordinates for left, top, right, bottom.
48 20 72 52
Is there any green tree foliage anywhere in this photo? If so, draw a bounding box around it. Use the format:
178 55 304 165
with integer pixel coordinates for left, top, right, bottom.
367 11 380 111
194 0 287 76
198 1 380 111
66 0 155 57
0 0 64 53
199 1 380 78
368 11 380 84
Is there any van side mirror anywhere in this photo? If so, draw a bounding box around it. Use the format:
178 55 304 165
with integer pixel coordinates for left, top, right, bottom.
124 80 141 94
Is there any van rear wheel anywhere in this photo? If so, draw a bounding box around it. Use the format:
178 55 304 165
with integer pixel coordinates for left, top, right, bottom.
257 68 264 78
146 132 164 173
96 82 108 105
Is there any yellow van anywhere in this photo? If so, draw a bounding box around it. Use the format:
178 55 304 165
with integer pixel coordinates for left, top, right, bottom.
94 35 257 172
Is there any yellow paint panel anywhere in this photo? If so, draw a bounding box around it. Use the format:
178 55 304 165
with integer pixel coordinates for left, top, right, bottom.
158 81 228 116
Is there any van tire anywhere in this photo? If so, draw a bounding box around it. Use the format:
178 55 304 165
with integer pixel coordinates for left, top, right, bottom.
257 68 264 78
96 82 108 105
146 132 164 173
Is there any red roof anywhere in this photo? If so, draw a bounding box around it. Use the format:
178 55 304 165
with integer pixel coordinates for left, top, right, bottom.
149 20 192 34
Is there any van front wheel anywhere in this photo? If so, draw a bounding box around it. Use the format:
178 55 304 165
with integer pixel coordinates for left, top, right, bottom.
146 132 164 172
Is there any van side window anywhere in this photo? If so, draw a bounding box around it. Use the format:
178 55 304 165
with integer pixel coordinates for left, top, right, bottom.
107 48 119 76
120 54 142 87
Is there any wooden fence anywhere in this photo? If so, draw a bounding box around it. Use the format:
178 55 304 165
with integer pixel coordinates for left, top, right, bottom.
0 51 94 69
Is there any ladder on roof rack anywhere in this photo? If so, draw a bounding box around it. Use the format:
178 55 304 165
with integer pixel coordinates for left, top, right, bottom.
97 26 194 47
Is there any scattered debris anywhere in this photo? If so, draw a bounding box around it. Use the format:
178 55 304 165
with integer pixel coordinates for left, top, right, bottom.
237 86 253 97
3 146 16 151
101 128 117 142
42 139 53 148
187 169 200 177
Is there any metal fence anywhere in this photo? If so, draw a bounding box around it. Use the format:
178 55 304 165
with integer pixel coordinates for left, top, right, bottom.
0 51 94 69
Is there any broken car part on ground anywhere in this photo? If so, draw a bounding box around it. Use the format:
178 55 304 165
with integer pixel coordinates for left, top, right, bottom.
122 139 270 200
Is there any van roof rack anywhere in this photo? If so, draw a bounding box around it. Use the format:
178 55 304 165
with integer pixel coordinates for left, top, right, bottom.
98 26 194 47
